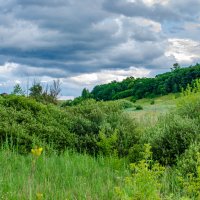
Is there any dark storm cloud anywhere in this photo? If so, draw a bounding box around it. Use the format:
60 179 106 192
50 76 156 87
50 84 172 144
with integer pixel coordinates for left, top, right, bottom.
103 0 200 22
103 0 179 22
0 0 174 76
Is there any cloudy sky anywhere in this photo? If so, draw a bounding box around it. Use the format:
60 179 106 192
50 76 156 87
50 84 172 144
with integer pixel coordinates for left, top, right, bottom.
0 0 200 99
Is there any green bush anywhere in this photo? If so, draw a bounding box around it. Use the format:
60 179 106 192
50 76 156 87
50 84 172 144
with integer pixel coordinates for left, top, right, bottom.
115 144 165 200
66 99 139 155
0 96 139 156
177 142 200 176
135 105 143 110
0 96 77 153
117 100 134 109
143 113 199 165
177 95 200 120
150 99 155 105
128 144 145 163
130 96 137 103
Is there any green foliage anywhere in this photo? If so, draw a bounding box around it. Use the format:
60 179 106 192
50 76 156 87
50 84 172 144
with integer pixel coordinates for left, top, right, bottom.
66 99 139 155
117 100 135 109
177 80 200 119
29 82 43 98
141 84 200 167
150 99 155 105
177 152 200 199
112 89 133 100
130 96 136 103
91 63 200 101
61 97 85 107
135 105 143 110
171 63 181 71
12 84 25 96
115 144 165 200
97 128 118 156
0 95 77 153
81 88 92 99
177 142 200 176
4 75 200 199
143 113 199 165
128 144 146 163
0 96 139 156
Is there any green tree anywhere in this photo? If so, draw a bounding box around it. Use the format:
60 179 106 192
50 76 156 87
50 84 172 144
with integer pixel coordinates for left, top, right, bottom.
81 88 91 99
29 82 43 100
171 63 181 71
12 84 25 96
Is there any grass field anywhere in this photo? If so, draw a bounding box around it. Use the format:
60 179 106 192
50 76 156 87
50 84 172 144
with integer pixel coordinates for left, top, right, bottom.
125 94 179 127
0 149 128 200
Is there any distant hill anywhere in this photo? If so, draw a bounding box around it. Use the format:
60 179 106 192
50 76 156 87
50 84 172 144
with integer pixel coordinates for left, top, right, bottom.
90 63 200 101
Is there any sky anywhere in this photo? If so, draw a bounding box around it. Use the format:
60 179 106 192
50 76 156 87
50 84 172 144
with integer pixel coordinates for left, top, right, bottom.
0 0 200 99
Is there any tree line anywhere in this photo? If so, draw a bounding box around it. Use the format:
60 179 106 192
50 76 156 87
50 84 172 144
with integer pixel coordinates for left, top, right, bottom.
90 63 200 101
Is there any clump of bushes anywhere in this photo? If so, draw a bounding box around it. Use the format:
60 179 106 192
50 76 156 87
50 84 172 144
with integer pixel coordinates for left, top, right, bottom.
142 113 199 165
115 144 165 200
150 99 155 105
177 142 200 176
135 105 143 110
130 96 137 103
117 100 135 109
0 96 139 156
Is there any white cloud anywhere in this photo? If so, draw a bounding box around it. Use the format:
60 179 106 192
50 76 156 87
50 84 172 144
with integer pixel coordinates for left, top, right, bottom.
69 67 151 86
143 0 169 6
166 38 200 64
0 62 18 74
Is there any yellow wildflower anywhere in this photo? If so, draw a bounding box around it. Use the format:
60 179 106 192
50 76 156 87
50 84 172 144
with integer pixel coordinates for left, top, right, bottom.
36 192 43 200
31 147 43 157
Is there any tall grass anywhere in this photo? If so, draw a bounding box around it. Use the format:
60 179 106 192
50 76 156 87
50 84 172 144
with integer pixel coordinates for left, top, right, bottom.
0 148 128 200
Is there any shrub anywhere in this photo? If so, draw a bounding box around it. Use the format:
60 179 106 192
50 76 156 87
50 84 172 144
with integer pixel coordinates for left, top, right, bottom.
128 144 146 163
177 95 200 120
0 95 77 153
150 99 155 105
66 99 139 155
117 100 134 109
143 113 199 165
177 142 200 176
0 96 139 156
97 128 118 156
177 151 200 199
130 96 137 103
135 105 143 110
115 144 165 200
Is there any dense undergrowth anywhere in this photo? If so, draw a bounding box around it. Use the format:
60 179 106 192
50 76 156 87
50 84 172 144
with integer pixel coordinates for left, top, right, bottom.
1 80 200 199
0 95 137 156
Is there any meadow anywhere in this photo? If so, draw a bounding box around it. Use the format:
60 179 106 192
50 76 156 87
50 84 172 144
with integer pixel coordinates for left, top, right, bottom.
1 82 200 199
125 93 178 126
0 148 128 200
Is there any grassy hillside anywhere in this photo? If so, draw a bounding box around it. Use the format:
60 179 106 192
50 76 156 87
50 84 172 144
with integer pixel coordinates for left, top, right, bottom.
123 93 178 127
